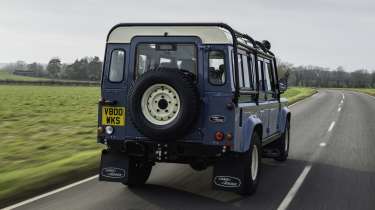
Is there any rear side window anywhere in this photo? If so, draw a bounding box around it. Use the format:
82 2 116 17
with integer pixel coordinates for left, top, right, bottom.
258 60 264 91
208 51 226 85
237 55 244 87
109 50 125 82
242 54 251 88
268 61 276 91
249 54 257 90
264 61 273 91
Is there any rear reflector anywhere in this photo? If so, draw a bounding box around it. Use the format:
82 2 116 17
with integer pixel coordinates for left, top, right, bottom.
215 131 224 141
97 126 104 135
226 133 233 141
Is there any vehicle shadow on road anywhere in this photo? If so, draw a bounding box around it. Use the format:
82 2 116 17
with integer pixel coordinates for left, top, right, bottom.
128 159 309 210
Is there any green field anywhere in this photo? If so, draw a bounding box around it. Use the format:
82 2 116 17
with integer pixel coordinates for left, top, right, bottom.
0 85 315 206
0 71 50 81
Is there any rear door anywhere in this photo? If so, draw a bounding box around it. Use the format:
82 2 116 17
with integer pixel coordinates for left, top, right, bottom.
100 44 129 140
204 46 234 145
128 36 204 141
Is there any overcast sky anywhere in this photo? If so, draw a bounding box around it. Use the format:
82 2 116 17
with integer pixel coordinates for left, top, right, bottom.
0 0 374 71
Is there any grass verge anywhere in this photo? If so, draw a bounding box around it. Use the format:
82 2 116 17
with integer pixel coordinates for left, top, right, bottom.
343 88 375 97
0 85 102 207
281 87 318 105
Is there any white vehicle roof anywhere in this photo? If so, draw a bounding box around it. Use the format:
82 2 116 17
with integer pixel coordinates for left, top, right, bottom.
107 26 234 44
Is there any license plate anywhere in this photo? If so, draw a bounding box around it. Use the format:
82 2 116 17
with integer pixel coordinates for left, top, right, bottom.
102 106 125 126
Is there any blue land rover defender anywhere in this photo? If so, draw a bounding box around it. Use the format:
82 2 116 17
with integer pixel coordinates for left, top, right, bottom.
98 23 290 195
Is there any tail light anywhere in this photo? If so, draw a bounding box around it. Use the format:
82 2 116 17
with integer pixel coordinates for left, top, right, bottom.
215 131 224 141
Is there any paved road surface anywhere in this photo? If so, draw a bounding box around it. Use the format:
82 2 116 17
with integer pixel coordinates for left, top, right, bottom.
8 90 375 210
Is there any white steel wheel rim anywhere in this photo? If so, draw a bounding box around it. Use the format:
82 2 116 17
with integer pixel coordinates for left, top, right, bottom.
141 83 181 125
251 145 259 181
285 128 289 152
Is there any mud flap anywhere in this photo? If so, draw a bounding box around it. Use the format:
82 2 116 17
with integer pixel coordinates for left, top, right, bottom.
212 155 245 192
99 149 129 183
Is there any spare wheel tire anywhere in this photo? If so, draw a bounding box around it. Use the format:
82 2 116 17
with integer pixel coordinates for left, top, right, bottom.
128 68 199 140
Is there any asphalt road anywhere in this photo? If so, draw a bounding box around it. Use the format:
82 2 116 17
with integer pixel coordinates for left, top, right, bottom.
8 90 375 210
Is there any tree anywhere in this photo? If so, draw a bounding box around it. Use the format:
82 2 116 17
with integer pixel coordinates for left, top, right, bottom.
2 61 27 73
62 57 102 81
47 58 62 79
276 59 293 80
332 66 345 88
87 56 102 81
27 62 45 77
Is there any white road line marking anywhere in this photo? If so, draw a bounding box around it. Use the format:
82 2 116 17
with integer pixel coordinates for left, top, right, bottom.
2 175 99 210
340 99 344 104
342 94 345 100
277 165 312 210
338 107 342 112
328 121 336 132
319 142 327 147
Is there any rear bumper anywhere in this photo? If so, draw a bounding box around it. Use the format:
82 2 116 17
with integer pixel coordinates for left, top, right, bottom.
104 139 227 163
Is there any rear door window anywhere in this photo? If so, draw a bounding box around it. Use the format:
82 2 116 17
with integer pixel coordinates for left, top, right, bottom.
109 49 125 82
208 50 226 85
135 43 197 79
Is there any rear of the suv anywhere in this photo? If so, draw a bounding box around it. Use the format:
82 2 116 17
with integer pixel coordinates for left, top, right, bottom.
98 23 290 196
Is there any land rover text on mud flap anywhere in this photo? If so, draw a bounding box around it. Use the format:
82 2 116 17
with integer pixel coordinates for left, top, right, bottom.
97 23 290 195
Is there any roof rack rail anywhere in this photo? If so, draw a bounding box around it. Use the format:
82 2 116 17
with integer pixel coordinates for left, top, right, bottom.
232 30 274 56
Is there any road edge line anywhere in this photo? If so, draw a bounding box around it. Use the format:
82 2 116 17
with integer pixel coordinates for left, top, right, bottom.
1 175 99 210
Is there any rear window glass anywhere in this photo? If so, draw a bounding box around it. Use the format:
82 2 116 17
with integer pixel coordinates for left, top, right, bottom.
135 43 197 79
208 51 226 85
109 50 125 82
